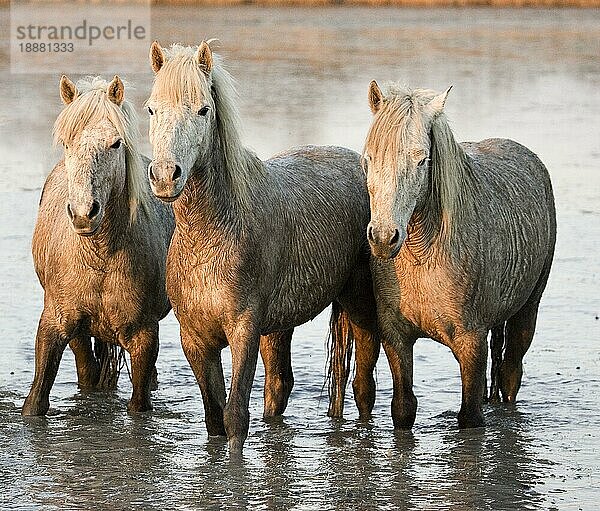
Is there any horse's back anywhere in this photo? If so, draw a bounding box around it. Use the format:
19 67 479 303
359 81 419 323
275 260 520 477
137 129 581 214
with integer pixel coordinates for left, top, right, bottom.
256 145 370 330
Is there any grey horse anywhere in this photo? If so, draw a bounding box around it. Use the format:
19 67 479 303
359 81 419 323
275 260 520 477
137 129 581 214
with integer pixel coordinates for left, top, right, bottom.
364 81 556 428
145 41 381 452
22 76 174 415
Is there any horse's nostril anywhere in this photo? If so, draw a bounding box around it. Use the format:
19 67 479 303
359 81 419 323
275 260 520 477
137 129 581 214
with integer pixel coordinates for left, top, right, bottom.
173 164 182 181
148 162 156 182
89 200 100 220
367 225 375 243
389 229 400 246
66 203 74 221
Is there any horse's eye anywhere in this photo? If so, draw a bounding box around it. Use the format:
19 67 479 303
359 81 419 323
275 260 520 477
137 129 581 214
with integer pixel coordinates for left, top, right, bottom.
198 105 210 116
147 106 154 116
110 139 122 149
417 158 428 167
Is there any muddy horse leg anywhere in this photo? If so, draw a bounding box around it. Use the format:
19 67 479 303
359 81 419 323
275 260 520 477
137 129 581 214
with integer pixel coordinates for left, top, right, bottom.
451 331 488 428
22 309 69 416
352 322 380 419
223 320 260 453
69 335 100 389
500 301 539 403
260 329 294 418
127 325 159 413
489 324 505 403
383 336 418 429
181 328 227 437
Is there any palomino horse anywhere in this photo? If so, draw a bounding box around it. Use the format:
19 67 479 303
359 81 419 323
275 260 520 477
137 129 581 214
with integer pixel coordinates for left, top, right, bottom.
22 76 174 415
363 82 556 428
146 41 380 451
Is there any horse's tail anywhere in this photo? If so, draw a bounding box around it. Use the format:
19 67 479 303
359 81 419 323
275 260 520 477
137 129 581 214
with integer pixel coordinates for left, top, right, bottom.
489 323 506 402
327 301 354 418
94 339 125 390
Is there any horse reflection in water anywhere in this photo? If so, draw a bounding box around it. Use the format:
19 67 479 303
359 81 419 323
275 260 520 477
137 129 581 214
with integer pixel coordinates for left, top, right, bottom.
22 76 174 415
145 41 381 452
363 81 556 429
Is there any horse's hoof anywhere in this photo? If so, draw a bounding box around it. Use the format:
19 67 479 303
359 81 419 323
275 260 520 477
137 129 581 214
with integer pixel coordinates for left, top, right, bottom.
228 436 245 454
457 409 485 429
127 399 152 413
392 413 416 430
22 398 49 417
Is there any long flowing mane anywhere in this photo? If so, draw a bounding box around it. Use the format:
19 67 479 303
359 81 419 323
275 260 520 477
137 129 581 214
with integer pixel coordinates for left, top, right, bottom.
148 43 263 208
53 76 149 222
364 83 474 242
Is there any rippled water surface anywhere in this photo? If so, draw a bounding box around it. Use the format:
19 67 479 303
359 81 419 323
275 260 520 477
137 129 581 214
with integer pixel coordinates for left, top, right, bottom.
1 6 599 510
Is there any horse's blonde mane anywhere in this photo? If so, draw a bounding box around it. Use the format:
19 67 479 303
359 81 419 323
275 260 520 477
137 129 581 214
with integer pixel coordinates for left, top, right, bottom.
364 83 473 242
148 43 263 209
53 76 149 223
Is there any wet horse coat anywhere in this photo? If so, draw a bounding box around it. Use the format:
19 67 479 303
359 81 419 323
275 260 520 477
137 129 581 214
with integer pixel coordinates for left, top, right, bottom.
146 42 380 451
363 82 556 428
23 76 174 416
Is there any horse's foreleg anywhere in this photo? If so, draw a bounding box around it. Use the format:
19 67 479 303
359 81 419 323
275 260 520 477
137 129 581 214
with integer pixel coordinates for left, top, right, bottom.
69 335 100 388
352 322 380 419
260 329 294 418
127 324 159 413
224 320 260 453
181 328 227 436
453 331 488 428
383 337 417 429
500 301 539 403
22 310 68 416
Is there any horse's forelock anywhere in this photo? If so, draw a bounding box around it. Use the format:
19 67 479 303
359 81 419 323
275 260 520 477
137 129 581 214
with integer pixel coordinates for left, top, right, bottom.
149 45 213 109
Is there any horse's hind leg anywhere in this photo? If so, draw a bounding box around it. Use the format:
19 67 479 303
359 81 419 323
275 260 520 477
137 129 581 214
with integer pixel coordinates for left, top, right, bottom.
69 335 100 389
500 301 540 403
451 330 488 428
489 324 505 403
352 322 380 419
260 329 294 418
22 309 69 416
127 324 159 413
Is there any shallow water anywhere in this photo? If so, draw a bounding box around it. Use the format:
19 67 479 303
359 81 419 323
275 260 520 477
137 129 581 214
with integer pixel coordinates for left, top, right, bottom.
1 6 599 510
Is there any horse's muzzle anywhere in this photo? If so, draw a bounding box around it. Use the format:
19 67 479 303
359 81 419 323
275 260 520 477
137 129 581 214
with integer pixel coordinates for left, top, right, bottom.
148 160 184 201
367 223 404 260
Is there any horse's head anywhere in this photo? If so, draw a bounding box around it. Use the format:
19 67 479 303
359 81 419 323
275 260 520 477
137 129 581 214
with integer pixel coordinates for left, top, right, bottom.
54 75 130 236
146 41 216 202
363 81 451 260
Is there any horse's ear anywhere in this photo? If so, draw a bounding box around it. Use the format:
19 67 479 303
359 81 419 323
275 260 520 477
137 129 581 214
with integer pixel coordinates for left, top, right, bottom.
59 75 78 105
197 41 213 73
368 80 384 114
107 75 125 106
427 86 452 116
150 40 165 73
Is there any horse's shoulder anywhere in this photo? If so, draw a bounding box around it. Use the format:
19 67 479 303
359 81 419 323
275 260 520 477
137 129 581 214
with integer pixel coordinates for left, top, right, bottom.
38 160 67 206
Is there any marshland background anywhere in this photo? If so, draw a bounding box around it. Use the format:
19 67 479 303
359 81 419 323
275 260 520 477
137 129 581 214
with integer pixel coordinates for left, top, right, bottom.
1 4 600 510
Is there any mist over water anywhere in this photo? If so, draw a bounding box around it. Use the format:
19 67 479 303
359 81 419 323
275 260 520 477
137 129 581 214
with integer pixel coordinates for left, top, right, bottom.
1 6 599 510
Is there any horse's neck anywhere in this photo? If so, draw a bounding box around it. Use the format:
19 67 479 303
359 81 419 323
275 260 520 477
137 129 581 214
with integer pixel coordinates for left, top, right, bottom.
174 135 260 237
407 142 474 263
405 207 441 263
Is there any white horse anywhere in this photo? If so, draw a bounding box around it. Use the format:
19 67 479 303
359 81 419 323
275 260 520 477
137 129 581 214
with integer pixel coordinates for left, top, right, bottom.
23 76 174 416
145 42 381 452
364 81 556 428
